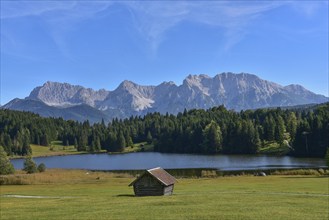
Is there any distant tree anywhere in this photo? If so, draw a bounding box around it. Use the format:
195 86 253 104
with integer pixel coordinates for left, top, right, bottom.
23 156 37 174
191 126 203 153
13 131 23 155
264 115 275 141
0 146 15 175
117 132 126 152
286 112 297 141
2 134 12 154
146 131 153 144
240 120 261 154
95 137 101 152
125 133 133 147
74 137 78 149
202 121 222 154
275 115 285 145
21 128 32 155
77 135 87 151
40 133 49 146
326 147 329 167
37 163 46 172
90 136 101 152
293 119 311 156
106 132 117 152
35 134 40 145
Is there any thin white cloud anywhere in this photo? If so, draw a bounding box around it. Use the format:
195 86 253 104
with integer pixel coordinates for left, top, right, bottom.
1 1 113 59
124 2 189 52
1 1 326 58
0 1 77 19
123 1 288 52
42 2 114 59
289 1 328 17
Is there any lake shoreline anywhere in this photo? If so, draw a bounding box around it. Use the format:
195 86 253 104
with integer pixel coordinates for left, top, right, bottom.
10 152 326 171
10 150 326 160
91 167 329 177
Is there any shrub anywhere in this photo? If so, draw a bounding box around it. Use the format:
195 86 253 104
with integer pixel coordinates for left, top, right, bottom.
201 170 217 178
272 169 320 176
37 163 46 172
318 168 325 175
23 156 37 174
0 146 15 175
0 175 29 185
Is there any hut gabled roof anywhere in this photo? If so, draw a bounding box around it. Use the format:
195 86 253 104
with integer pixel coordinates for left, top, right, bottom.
129 167 176 187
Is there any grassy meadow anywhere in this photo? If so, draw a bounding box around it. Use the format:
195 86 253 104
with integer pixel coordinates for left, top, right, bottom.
115 142 154 154
9 141 83 159
1 169 328 220
10 141 153 159
30 143 81 157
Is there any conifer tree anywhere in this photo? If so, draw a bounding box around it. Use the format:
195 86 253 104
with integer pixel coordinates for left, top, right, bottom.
202 121 222 154
326 148 329 167
117 132 126 152
275 115 285 145
23 156 37 174
146 131 153 144
125 133 133 147
0 146 15 175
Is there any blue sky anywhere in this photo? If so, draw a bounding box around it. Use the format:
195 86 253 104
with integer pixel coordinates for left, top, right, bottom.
1 1 328 105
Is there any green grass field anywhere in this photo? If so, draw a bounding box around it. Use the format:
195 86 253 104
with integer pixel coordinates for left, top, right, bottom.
258 140 291 155
9 141 83 159
1 170 328 220
121 142 154 154
30 143 81 157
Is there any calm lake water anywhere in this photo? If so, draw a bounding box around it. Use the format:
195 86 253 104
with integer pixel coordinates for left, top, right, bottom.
10 152 326 171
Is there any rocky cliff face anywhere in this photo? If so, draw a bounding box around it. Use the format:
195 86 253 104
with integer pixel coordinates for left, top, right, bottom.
98 80 155 112
28 81 109 107
4 72 328 122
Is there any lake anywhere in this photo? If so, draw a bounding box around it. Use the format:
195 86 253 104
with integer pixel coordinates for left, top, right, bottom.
10 152 326 171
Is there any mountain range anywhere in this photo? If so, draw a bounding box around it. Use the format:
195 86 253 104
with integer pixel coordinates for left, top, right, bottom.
3 72 328 123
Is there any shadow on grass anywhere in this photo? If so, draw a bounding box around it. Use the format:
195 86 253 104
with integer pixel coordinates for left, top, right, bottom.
116 194 135 197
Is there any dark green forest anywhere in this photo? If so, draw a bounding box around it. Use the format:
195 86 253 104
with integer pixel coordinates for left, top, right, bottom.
0 103 328 158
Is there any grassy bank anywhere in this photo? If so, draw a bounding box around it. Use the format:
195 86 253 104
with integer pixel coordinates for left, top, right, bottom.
258 140 291 155
30 143 82 157
10 141 153 159
1 169 328 220
120 142 154 154
24 140 291 158
9 142 82 159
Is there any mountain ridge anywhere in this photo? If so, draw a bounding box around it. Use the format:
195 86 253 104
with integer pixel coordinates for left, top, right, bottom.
3 72 328 122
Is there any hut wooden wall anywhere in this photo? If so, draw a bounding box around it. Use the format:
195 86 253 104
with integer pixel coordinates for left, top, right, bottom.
163 185 174 196
133 174 164 196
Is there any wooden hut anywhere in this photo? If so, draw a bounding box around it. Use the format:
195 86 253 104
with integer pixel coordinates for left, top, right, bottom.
129 167 176 196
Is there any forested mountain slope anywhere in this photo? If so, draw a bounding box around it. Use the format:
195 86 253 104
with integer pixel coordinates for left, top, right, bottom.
1 103 328 158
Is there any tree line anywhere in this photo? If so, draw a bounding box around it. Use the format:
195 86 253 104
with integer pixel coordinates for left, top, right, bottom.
0 103 328 157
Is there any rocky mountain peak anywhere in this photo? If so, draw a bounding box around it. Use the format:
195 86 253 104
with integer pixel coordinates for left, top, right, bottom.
4 72 328 122
284 84 308 92
119 80 138 90
159 81 176 86
27 81 109 107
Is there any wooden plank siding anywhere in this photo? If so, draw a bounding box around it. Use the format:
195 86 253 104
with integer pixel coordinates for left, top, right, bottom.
163 185 174 196
133 174 164 196
129 167 176 196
